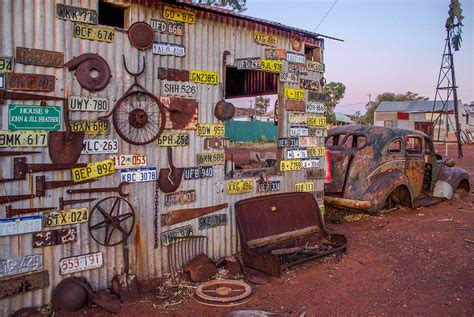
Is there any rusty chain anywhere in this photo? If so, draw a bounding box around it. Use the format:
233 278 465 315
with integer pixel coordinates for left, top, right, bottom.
154 179 159 249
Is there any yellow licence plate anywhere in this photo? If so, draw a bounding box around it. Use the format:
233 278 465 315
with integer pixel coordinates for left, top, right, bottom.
73 23 114 43
190 70 220 85
156 132 190 146
295 181 315 192
0 56 14 72
197 123 225 136
227 180 253 195
307 116 327 127
261 59 283 73
70 119 110 135
197 152 225 166
307 146 326 157
44 208 88 227
279 159 302 172
285 88 305 100
163 5 196 24
71 159 115 183
254 32 278 47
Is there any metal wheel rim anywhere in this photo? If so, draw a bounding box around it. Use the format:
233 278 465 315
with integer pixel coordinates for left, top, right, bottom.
195 280 252 303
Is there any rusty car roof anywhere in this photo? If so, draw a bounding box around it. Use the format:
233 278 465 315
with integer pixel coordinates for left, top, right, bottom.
327 125 428 144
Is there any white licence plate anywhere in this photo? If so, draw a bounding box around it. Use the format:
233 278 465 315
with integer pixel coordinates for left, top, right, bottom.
287 149 308 159
69 96 109 112
82 139 119 154
110 154 147 169
153 42 186 57
289 125 308 137
59 252 103 275
161 80 197 98
0 216 43 237
302 158 320 168
120 167 157 183
306 102 326 113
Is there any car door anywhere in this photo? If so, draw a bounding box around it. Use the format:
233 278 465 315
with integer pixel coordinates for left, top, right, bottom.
405 135 424 198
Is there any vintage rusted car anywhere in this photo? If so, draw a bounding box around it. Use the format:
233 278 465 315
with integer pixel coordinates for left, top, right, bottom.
324 125 471 214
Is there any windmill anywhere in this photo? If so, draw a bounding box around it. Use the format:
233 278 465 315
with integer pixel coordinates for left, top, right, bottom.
430 0 464 158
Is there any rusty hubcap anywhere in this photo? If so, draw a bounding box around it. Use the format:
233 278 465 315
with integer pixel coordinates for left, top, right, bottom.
129 108 148 129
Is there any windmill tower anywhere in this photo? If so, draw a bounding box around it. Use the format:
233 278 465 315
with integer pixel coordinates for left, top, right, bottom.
431 0 464 158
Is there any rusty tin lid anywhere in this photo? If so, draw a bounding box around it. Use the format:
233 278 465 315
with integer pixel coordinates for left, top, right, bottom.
128 22 155 50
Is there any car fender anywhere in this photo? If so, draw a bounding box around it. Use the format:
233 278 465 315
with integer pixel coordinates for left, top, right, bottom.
434 166 471 199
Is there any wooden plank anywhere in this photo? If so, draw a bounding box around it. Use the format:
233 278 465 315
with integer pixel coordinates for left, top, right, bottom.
247 226 320 248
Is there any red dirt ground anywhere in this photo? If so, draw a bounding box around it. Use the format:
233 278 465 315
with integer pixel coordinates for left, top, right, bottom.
72 144 474 316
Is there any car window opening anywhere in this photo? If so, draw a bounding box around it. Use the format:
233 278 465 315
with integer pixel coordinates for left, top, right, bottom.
388 139 402 153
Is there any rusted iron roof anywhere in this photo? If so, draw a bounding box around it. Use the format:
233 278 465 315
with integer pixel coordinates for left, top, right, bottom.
376 101 455 113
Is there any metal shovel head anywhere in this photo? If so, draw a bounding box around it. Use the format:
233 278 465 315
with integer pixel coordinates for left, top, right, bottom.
158 167 184 193
48 130 84 164
111 273 141 304
92 290 122 314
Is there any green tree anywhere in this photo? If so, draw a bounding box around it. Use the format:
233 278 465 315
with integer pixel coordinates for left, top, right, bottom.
363 91 429 125
255 96 270 119
196 0 247 12
323 82 346 125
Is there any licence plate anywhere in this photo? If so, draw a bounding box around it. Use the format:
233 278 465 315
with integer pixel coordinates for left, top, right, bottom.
264 48 287 60
190 70 220 85
286 51 306 64
157 132 190 146
153 42 186 57
110 154 147 169
0 73 5 90
197 123 225 136
59 252 103 275
298 136 319 147
161 80 197 97
279 72 298 83
82 139 119 154
0 216 43 237
288 112 307 125
73 23 114 43
198 214 227 230
163 5 196 24
0 130 47 147
71 159 115 182
197 152 225 166
289 125 308 137
161 225 194 246
306 102 326 113
307 116 327 126
184 166 213 180
307 61 325 72
69 96 109 112
279 159 302 172
150 18 184 36
0 254 43 278
295 181 315 192
70 119 110 135
120 167 158 183
277 137 299 148
235 58 262 70
300 79 320 91
308 127 327 137
254 31 278 47
307 146 326 157
164 190 196 207
288 62 307 75
227 180 253 194
204 137 227 150
285 88 305 100
302 158 320 169
261 59 283 73
0 56 14 72
44 208 88 227
256 180 281 193
287 148 308 159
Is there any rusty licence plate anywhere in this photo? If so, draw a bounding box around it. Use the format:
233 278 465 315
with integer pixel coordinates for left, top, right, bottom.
164 190 196 207
0 254 43 278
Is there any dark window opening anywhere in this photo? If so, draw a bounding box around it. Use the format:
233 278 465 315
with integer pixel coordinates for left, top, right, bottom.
388 139 402 153
406 136 422 155
99 1 126 28
304 45 321 62
225 67 278 98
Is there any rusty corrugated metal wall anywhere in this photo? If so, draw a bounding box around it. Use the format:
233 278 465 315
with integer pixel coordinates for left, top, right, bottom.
0 0 325 314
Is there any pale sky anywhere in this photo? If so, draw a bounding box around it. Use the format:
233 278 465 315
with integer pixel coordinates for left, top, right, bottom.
244 0 473 115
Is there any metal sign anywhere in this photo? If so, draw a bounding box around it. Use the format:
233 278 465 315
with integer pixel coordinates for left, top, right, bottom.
308 127 327 137
0 73 5 90
59 252 103 275
164 190 196 207
70 119 110 135
190 70 220 85
279 72 298 84
184 166 213 180
227 180 253 195
307 146 326 157
161 80 197 98
16 47 63 68
150 18 184 35
197 152 225 166
284 88 304 100
197 123 225 136
288 112 307 125
71 159 115 182
0 130 48 147
44 208 89 227
56 3 98 24
0 56 14 72
8 104 62 131
256 180 281 193
288 62 307 75
198 214 227 230
306 102 326 114
161 225 194 246
0 216 42 237
153 42 186 57
33 227 78 248
69 96 109 112
6 73 55 91
285 100 305 112
295 181 315 192
307 91 324 102
158 67 190 81
0 254 43 278
261 59 283 73
280 159 302 172
264 48 286 60
82 139 119 154
73 23 114 43
235 57 262 70
110 154 146 169
286 51 306 64
306 168 325 180
307 61 325 73
254 31 278 47
163 5 196 24
300 79 320 91
203 137 227 150
287 148 308 159
120 167 158 183
302 158 320 169
299 137 319 147
277 137 299 148
0 270 49 300
156 132 190 146
289 125 308 137
307 116 327 127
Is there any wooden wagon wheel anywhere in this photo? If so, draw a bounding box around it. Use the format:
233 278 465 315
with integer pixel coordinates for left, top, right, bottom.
88 197 136 247
195 280 253 304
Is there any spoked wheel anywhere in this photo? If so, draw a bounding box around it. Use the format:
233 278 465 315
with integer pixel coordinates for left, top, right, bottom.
380 186 411 213
88 197 136 247
195 280 253 306
112 90 166 145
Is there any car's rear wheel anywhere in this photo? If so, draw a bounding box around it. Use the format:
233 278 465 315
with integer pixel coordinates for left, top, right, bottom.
374 186 411 215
